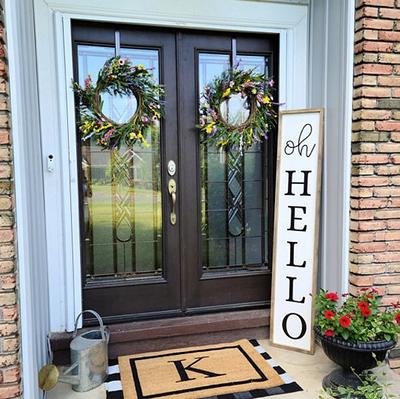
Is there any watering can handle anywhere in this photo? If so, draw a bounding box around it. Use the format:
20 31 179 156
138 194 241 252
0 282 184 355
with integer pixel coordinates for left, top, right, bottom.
73 310 106 341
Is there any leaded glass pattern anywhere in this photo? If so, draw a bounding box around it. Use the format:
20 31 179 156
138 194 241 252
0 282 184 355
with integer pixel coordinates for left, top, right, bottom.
78 45 162 278
200 52 270 272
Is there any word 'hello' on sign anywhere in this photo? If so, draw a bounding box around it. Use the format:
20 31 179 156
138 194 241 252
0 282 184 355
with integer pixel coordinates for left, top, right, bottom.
271 109 324 354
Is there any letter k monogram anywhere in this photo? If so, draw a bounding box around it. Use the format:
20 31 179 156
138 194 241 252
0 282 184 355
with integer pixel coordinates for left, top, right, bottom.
169 356 225 382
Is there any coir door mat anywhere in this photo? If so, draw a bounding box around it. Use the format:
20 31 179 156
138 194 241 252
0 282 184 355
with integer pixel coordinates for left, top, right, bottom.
105 339 303 399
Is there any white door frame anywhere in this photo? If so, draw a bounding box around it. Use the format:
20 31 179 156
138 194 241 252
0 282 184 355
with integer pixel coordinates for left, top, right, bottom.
33 0 309 333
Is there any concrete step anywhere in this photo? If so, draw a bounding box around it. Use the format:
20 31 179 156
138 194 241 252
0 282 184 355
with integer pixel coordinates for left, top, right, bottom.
50 308 270 364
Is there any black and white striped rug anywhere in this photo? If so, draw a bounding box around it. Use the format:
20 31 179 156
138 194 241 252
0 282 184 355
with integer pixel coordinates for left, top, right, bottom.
104 339 302 398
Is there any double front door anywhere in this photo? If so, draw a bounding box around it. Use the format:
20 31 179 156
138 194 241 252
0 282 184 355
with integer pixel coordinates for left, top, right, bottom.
72 22 278 324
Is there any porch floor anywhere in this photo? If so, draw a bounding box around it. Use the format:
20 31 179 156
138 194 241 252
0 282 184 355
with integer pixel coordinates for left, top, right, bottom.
47 340 400 399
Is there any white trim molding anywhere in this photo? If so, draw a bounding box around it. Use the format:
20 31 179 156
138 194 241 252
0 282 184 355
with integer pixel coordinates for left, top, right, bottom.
32 0 309 333
342 1 355 294
308 0 354 294
5 1 50 398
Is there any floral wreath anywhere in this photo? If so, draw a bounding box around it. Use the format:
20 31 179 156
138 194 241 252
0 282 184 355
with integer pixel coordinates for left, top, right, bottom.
72 56 164 150
199 67 276 151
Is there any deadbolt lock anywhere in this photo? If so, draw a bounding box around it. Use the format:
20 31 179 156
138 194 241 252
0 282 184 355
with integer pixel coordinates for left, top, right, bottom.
167 160 176 176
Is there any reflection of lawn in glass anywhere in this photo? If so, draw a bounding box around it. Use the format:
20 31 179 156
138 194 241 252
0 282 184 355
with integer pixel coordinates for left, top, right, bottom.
87 183 162 277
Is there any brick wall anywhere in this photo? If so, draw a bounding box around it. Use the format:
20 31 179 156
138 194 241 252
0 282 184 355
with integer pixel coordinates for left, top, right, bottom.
352 0 400 300
0 2 20 398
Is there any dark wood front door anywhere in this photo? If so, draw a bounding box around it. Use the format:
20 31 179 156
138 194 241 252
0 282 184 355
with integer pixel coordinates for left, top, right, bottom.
72 22 278 324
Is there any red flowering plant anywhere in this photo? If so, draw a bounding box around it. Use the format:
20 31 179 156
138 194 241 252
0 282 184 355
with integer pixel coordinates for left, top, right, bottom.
315 288 400 342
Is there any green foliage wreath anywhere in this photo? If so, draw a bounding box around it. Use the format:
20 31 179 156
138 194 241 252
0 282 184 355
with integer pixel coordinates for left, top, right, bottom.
199 67 276 151
72 56 164 150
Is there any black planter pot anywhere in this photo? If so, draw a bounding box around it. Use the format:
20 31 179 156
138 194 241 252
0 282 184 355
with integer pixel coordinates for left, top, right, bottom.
315 327 396 392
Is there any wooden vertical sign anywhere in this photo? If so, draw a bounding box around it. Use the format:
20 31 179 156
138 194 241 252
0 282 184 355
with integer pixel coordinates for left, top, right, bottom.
271 109 324 354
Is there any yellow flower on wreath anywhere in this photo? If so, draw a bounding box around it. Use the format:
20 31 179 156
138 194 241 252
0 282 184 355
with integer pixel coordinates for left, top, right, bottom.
136 131 150 148
262 95 271 104
218 139 229 148
81 120 96 134
206 122 215 134
96 123 112 132
222 87 231 98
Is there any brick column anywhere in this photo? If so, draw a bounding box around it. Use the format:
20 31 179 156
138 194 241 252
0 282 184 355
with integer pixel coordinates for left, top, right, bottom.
352 0 400 373
0 2 20 398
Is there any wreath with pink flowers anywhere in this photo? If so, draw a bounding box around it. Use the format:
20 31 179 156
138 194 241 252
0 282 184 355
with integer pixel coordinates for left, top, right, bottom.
72 56 164 150
199 67 276 151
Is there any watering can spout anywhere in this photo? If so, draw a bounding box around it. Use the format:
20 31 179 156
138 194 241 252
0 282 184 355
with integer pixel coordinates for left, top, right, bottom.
58 374 80 385
58 362 80 386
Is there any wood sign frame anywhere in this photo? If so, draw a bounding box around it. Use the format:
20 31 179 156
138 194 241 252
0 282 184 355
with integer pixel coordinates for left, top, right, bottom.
270 108 324 354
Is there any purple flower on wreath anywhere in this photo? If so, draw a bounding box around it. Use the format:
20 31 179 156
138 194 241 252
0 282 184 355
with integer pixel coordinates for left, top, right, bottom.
229 80 234 88
103 129 115 141
269 79 275 87
141 116 150 124
243 81 254 89
210 110 218 121
84 76 92 91
100 132 112 144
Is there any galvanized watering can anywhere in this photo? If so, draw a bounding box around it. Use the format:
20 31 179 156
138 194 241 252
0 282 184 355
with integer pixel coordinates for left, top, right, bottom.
58 310 109 392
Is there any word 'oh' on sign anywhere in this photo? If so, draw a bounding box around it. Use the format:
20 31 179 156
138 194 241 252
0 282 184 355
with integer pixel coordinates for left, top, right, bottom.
271 109 324 354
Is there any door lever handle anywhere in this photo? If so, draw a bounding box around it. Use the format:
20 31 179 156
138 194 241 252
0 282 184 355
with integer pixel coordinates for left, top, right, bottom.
168 179 177 225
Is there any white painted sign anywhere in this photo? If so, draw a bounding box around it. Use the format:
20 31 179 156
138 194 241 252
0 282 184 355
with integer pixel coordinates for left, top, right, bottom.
271 109 323 354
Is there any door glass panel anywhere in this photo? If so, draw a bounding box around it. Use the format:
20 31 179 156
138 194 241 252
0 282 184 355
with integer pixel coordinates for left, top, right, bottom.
220 93 250 127
78 45 162 279
199 52 270 272
100 92 138 125
237 55 268 75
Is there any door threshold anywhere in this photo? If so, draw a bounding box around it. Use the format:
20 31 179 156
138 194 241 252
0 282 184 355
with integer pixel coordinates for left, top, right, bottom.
51 308 270 364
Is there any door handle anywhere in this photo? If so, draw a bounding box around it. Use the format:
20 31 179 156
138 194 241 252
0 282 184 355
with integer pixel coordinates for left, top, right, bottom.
168 178 177 225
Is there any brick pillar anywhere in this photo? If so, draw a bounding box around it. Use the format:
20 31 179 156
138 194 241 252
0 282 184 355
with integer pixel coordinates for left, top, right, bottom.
352 0 400 300
0 3 20 398
352 0 400 373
